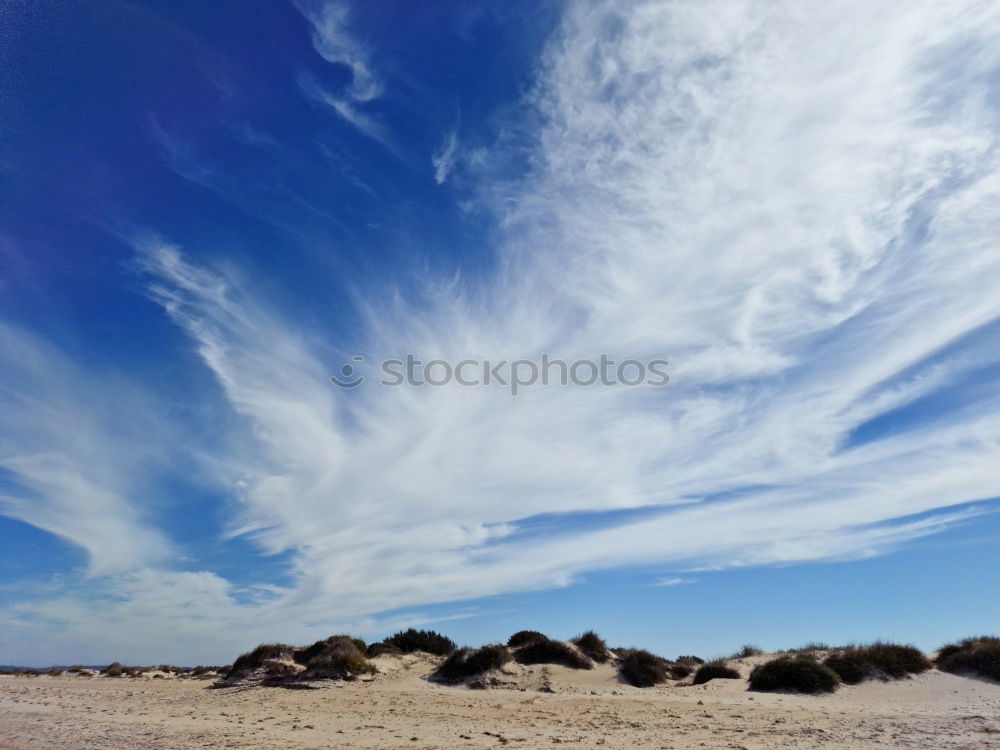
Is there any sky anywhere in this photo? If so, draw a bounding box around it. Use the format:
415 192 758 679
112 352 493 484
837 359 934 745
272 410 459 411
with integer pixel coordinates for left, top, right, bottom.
1 0 999 667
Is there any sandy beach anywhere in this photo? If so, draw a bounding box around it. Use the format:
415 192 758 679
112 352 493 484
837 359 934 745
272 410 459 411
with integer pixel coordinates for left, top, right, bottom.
3 652 999 749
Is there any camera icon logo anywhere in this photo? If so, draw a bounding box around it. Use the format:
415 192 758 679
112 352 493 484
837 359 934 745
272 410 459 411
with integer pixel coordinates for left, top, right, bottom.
330 355 365 388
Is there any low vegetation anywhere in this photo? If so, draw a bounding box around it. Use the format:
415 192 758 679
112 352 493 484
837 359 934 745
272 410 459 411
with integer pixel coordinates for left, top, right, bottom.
782 642 831 654
669 662 692 678
935 636 1000 681
749 655 840 694
225 644 297 680
676 655 705 665
190 666 222 676
572 631 611 663
296 636 359 665
514 637 592 669
692 662 741 684
617 649 670 687
22 629 987 696
366 642 403 658
433 645 512 682
101 662 125 677
507 630 548 648
224 636 375 683
381 629 456 656
294 635 376 680
822 643 930 684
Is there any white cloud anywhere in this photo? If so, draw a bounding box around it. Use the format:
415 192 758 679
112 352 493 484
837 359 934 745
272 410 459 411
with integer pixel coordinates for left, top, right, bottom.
299 1 380 102
135 0 1000 625
298 74 394 148
432 130 459 184
4 0 1000 662
296 1 391 144
654 577 697 587
0 324 173 576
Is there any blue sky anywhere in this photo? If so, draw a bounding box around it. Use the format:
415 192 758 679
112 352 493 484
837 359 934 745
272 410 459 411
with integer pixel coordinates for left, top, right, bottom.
1 0 999 666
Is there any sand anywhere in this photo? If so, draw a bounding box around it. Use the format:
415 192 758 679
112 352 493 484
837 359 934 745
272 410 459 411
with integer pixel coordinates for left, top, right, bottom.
2 653 999 749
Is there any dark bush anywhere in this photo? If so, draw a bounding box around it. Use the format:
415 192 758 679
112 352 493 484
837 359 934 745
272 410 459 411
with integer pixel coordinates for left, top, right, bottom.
572 631 610 663
515 638 592 669
434 645 512 682
693 662 741 685
295 636 375 680
66 666 87 674
261 661 301 682
226 644 297 679
296 635 355 665
366 642 403 658
823 643 930 683
101 662 125 677
935 636 1000 681
822 653 867 685
383 628 456 656
191 666 221 676
859 643 930 678
749 656 840 694
936 642 964 662
507 630 549 648
618 649 669 687
787 642 831 653
669 663 692 679
731 645 764 659
676 655 705 666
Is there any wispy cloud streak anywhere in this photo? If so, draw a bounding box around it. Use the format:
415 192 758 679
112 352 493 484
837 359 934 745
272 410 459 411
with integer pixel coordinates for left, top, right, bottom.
136 0 1000 618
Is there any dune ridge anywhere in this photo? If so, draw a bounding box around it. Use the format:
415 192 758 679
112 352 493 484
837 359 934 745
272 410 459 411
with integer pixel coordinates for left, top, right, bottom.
3 631 999 748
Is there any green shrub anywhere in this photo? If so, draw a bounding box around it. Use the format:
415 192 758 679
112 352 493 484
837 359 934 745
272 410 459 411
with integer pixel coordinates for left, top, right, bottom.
822 653 867 684
935 636 1000 681
572 631 610 663
434 645 512 682
366 642 403 658
515 638 592 669
676 655 704 665
383 628 456 656
749 656 840 694
693 663 741 684
225 644 297 679
507 630 548 648
295 636 376 680
669 663 692 679
191 666 221 676
823 643 930 683
787 642 831 653
618 649 669 687
296 636 354 665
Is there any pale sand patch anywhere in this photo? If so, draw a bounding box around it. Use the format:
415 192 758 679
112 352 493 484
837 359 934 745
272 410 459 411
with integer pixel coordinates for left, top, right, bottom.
2 658 999 749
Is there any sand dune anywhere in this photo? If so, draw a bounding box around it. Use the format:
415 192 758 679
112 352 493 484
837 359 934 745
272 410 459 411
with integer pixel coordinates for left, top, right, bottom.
2 650 999 749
